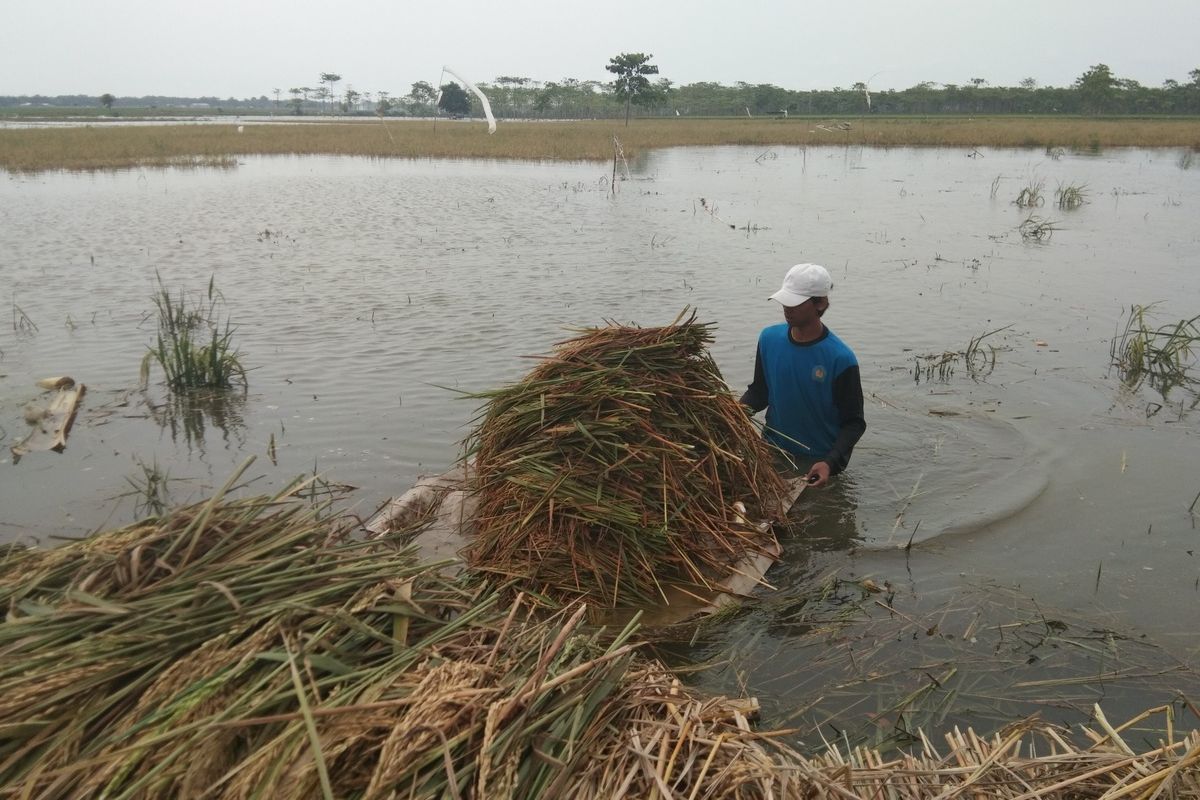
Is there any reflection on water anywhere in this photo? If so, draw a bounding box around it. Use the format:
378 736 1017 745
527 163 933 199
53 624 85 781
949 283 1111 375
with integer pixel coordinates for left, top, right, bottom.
145 388 247 453
3 146 1199 741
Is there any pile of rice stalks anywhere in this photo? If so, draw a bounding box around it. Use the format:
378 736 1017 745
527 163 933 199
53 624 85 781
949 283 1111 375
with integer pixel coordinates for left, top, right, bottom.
0 479 801 800
464 312 788 609
3 469 1200 798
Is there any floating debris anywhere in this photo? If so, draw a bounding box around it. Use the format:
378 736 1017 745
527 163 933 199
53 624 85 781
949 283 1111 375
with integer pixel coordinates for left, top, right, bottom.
11 378 86 462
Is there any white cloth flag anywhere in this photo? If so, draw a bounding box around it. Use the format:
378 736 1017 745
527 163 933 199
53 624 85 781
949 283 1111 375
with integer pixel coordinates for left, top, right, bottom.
442 66 497 134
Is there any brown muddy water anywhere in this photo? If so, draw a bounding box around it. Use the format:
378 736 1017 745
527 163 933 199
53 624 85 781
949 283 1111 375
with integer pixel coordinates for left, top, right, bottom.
3 146 1199 745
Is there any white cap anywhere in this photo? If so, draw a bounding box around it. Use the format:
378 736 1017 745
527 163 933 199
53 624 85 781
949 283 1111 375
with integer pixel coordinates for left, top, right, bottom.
769 263 833 307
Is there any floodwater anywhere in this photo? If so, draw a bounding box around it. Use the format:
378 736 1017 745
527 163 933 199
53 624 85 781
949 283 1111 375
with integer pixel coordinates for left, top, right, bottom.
3 145 1199 745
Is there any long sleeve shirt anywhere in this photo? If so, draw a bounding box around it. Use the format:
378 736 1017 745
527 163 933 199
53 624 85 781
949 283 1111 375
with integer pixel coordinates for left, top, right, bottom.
740 324 866 475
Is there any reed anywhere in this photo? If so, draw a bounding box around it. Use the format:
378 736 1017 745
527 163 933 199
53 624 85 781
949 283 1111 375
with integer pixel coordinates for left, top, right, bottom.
3 117 1200 172
140 274 247 392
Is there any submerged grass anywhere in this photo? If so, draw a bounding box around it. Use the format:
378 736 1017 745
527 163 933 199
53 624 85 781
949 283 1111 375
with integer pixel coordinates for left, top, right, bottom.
914 325 1012 383
119 457 173 518
3 117 1199 172
1110 303 1200 401
1019 214 1060 241
1056 181 1089 209
1015 177 1046 208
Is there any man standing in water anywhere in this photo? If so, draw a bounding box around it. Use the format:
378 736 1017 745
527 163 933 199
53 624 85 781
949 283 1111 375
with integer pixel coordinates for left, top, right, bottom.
741 263 866 488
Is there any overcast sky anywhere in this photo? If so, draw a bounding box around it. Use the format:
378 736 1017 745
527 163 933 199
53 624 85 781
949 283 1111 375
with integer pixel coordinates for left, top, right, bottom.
5 0 1198 98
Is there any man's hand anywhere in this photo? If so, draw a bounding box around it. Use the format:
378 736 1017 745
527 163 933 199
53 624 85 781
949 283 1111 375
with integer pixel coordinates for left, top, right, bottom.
805 461 832 488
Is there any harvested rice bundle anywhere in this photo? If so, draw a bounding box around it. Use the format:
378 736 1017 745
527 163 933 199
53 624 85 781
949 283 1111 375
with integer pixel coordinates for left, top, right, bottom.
465 311 788 608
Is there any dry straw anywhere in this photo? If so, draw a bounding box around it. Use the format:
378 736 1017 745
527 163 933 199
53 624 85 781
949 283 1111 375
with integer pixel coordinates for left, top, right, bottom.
463 311 788 609
2 460 1200 797
4 117 1200 173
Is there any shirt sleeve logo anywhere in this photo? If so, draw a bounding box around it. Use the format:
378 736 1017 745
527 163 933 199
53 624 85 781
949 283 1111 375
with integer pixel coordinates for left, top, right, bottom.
812 365 827 382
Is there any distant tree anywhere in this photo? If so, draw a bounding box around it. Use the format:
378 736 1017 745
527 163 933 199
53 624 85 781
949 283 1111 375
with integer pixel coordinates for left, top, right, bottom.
376 92 393 115
438 82 472 115
319 72 341 111
99 93 115 110
605 52 660 125
343 86 360 112
1019 77 1038 90
1075 63 1117 114
851 81 869 111
1190 68 1200 86
408 81 437 106
272 87 281 108
969 77 987 87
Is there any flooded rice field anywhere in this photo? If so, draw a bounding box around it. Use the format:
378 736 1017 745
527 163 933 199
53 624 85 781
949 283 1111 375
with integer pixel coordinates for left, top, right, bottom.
3 145 1199 743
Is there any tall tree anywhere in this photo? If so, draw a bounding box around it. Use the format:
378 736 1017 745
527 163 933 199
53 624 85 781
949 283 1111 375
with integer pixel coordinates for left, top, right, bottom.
409 81 437 106
605 52 660 125
438 82 472 115
1075 64 1116 114
319 72 342 112
99 93 115 110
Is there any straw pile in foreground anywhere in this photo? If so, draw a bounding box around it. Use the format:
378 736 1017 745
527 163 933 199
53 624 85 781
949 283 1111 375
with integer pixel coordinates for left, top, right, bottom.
0 480 802 799
3 480 1200 797
464 313 788 608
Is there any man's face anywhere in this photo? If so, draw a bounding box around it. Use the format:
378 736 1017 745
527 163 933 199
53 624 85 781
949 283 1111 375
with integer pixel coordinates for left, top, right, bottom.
783 296 829 325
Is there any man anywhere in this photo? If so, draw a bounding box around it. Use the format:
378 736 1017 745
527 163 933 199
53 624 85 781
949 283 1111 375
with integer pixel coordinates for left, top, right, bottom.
741 263 865 488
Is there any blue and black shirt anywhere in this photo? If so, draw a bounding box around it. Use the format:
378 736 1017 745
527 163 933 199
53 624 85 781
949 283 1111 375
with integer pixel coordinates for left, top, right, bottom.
740 324 866 474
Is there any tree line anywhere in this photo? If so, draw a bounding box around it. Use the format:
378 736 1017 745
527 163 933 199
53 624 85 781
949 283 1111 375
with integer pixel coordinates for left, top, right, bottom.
4 62 1199 117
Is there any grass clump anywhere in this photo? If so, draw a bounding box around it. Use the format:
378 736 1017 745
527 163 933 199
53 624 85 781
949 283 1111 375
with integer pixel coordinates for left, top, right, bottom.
1110 303 1200 400
463 311 788 609
1014 177 1045 208
140 273 247 392
1056 181 1088 209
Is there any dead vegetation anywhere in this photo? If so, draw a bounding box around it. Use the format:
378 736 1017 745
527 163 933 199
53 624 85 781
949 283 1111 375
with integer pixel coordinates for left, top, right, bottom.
464 312 787 609
3 470 1199 798
4 117 1200 173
